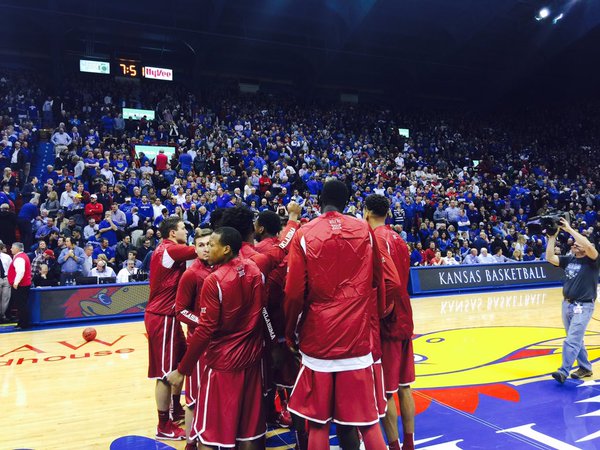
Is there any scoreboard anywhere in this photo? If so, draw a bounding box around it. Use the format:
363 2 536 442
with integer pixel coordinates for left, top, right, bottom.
79 59 173 81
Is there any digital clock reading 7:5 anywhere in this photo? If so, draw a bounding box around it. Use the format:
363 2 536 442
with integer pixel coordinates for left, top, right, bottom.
119 63 139 77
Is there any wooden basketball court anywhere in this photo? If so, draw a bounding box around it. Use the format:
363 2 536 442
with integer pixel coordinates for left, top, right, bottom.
3 285 600 449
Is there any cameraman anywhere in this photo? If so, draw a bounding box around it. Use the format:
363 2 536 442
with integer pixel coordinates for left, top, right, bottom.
546 218 599 383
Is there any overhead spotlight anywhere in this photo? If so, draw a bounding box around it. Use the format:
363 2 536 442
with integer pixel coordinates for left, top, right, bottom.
536 7 551 21
553 13 564 24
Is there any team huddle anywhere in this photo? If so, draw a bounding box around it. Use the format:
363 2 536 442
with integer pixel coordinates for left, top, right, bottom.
143 180 416 450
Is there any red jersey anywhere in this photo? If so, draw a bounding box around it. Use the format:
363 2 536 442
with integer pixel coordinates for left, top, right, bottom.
254 236 278 254
240 220 298 277
178 257 266 374
371 225 403 359
175 259 212 335
381 226 414 340
284 211 384 365
146 240 197 316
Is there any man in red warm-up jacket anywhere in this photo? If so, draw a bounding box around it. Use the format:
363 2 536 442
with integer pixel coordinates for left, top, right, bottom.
284 180 388 450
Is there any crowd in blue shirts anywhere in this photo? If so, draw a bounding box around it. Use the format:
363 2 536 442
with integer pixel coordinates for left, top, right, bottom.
1 71 599 280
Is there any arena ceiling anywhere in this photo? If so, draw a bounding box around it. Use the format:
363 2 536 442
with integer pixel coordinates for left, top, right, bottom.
1 0 599 105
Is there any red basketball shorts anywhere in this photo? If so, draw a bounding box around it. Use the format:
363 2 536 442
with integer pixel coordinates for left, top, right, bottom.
185 359 204 407
145 312 186 379
382 338 415 394
191 362 266 447
372 361 388 418
288 365 380 426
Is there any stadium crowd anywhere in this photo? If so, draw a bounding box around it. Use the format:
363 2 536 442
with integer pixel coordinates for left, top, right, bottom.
0 71 599 290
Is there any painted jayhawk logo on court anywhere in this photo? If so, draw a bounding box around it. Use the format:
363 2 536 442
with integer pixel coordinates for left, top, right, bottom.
411 326 600 413
111 326 600 449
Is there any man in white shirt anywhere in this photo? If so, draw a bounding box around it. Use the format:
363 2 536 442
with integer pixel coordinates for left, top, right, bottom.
60 182 75 208
0 242 12 322
90 259 116 278
477 248 496 264
116 259 139 283
442 250 460 265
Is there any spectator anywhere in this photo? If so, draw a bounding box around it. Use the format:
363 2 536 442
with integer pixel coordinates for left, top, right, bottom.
82 244 94 276
493 248 515 263
116 259 139 283
84 194 103 223
115 235 135 266
442 250 460 265
41 191 60 218
121 250 142 269
57 237 85 284
0 242 11 322
429 250 443 266
59 182 75 208
89 258 116 279
93 238 116 266
33 263 57 287
0 203 17 246
477 248 496 264
463 248 480 265
50 127 72 155
523 247 537 261
98 211 118 246
35 217 59 240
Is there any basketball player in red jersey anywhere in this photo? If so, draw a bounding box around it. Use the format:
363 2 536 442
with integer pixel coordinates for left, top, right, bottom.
284 180 388 450
365 194 416 450
174 228 213 450
167 227 267 449
254 210 282 253
217 203 301 275
145 217 197 440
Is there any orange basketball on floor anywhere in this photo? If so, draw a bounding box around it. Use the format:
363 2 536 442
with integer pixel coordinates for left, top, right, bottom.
83 327 97 342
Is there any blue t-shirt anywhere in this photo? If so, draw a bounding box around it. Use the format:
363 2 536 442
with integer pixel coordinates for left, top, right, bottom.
98 220 117 246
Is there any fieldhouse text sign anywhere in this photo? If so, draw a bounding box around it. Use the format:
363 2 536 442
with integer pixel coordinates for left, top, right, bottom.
409 261 564 295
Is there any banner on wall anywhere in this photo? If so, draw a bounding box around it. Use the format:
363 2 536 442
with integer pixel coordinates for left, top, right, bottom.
34 283 149 323
409 262 565 295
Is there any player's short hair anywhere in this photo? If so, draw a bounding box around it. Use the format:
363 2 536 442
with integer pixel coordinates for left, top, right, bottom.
194 228 212 242
209 208 226 230
257 210 282 236
220 206 254 240
319 180 349 211
159 216 182 238
214 227 242 255
365 194 390 218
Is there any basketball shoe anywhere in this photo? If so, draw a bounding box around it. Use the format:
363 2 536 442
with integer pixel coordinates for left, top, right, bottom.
156 420 185 440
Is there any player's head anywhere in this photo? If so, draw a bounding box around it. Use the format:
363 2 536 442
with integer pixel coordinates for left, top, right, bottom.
219 206 255 242
209 208 226 230
364 194 390 220
319 180 349 212
209 227 242 265
160 216 187 244
255 210 282 240
194 228 212 262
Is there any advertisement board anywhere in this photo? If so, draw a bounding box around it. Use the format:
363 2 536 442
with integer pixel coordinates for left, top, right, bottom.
122 108 155 120
31 283 149 324
79 59 110 75
409 261 564 295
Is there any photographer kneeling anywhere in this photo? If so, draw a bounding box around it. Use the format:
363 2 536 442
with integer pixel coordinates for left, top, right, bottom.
546 217 599 383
